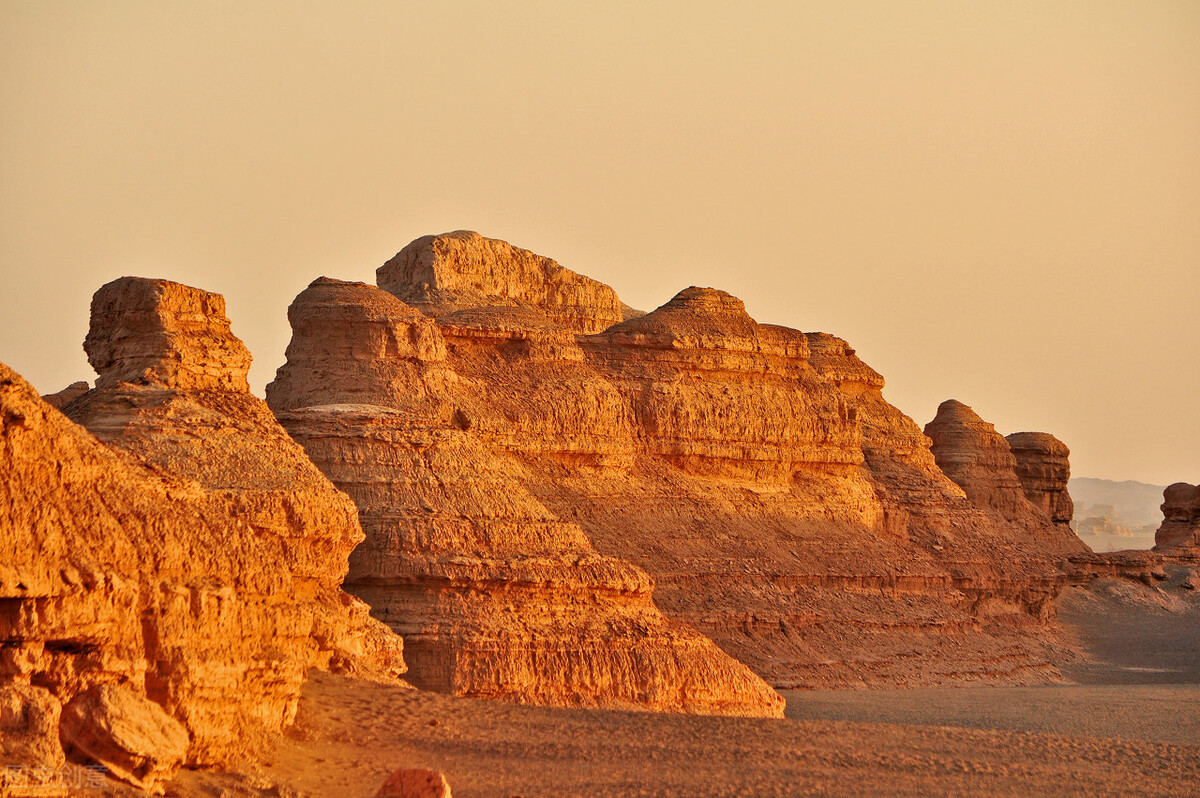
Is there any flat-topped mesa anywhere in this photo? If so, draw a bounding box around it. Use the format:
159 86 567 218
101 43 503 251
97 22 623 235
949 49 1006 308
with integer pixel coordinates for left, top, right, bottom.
580 287 863 484
1006 432 1074 528
84 277 252 391
1154 482 1200 552
52 277 406 764
377 231 625 335
924 400 1039 522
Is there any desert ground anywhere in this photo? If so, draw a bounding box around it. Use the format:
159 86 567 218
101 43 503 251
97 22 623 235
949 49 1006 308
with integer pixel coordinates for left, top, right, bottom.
147 577 1200 798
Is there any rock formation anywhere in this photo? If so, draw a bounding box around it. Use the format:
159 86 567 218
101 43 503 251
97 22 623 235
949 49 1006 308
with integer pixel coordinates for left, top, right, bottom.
1 277 405 774
269 232 1089 691
1155 482 1200 553
377 231 625 334
267 278 784 717
925 401 1034 519
1 684 66 796
59 684 189 795
41 380 89 410
1006 432 1074 528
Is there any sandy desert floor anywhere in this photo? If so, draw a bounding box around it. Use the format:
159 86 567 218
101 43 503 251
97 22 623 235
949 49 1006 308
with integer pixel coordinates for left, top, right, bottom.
150 578 1200 797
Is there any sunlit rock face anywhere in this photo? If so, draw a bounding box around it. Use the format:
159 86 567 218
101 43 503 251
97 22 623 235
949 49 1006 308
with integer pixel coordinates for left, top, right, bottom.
1006 432 1075 528
1155 482 1200 553
2 277 404 767
271 232 1091 692
268 277 784 718
377 230 625 335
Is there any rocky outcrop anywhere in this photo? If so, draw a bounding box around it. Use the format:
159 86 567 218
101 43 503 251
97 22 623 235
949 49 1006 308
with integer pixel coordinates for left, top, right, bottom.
377 231 624 334
268 233 1091 691
2 277 405 768
41 381 89 410
1155 483 1200 553
83 277 252 391
268 278 784 717
59 684 189 795
1006 432 1074 528
1 684 66 796
579 288 865 484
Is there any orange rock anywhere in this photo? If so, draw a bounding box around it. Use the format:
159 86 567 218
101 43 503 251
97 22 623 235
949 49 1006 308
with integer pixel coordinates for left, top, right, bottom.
268 278 784 717
1006 432 1074 527
270 233 1091 691
84 277 252 391
59 684 188 795
40 381 89 410
376 767 452 798
1154 482 1200 552
1 684 66 796
2 276 405 766
377 230 624 334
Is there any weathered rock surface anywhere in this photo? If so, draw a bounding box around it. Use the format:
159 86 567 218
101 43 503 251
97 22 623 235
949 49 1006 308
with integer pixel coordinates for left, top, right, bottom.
1006 432 1074 528
59 684 188 795
84 278 252 391
270 233 1090 691
40 381 89 410
2 277 405 768
377 231 625 334
1155 482 1200 553
376 767 453 798
268 278 784 717
1 684 66 796
925 401 1035 521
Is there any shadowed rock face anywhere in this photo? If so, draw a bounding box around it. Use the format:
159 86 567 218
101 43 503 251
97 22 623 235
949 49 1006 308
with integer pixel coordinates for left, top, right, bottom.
1006 432 1074 527
2 277 405 767
1155 482 1200 552
271 233 1090 691
268 278 784 718
377 231 625 335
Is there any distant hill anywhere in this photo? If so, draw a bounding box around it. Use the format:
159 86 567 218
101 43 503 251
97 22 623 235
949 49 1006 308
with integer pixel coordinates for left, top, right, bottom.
1069 477 1165 551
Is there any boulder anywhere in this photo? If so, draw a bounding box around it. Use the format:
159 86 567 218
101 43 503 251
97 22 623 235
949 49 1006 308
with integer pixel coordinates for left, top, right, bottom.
376 767 452 798
1 684 66 796
59 684 188 795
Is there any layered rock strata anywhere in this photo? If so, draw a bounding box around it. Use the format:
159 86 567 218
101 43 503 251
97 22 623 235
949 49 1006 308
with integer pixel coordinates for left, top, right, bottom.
267 278 783 717
270 232 1089 690
2 277 405 770
1154 482 1200 553
1006 432 1075 528
377 231 624 334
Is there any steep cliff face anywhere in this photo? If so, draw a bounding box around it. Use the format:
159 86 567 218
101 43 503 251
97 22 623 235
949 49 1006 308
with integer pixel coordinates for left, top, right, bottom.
270 233 1089 690
377 231 625 334
1155 482 1200 553
267 278 783 718
1 277 405 768
1006 432 1074 528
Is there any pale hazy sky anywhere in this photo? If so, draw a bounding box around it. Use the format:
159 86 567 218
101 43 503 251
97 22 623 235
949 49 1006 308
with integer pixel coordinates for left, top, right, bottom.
2 1 1197 485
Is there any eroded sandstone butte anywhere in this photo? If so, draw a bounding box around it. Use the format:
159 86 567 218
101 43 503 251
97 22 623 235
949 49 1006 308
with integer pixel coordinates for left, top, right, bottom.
271 231 1088 690
2 277 405 770
266 277 784 717
1155 482 1200 553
